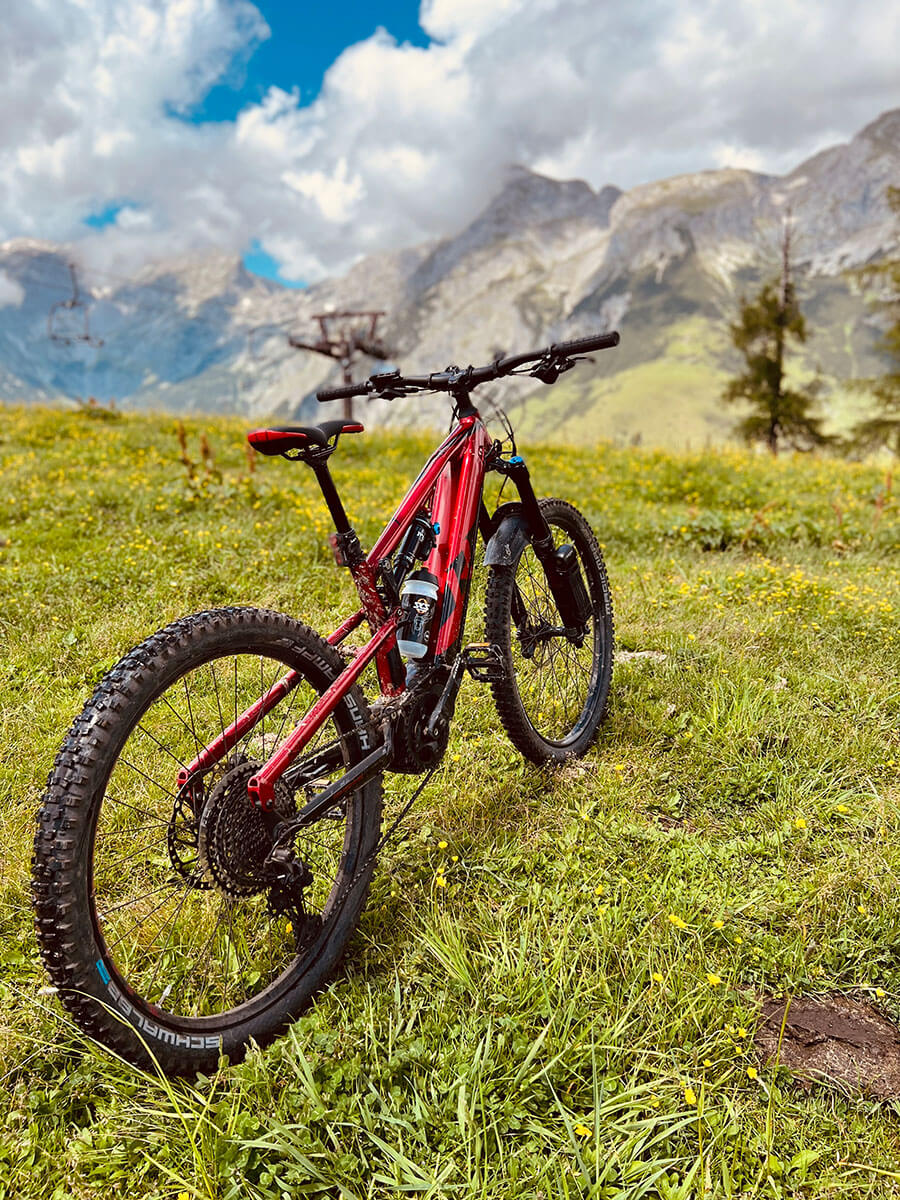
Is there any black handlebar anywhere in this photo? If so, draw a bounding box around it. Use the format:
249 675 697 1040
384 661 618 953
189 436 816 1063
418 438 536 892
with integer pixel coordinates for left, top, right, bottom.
551 331 620 357
316 329 619 403
316 381 369 402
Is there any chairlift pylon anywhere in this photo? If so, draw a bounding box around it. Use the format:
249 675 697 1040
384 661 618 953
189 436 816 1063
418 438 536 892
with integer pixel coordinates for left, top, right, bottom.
288 310 392 420
47 263 104 348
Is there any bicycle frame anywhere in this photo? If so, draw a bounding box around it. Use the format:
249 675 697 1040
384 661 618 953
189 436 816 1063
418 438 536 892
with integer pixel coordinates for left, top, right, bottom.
176 413 494 809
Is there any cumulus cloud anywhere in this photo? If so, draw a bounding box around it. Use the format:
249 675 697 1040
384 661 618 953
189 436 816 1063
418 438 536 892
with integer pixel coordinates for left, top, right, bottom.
0 272 25 308
0 0 897 281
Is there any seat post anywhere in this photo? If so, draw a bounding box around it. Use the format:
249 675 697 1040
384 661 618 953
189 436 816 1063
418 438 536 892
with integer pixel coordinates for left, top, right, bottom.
311 460 351 535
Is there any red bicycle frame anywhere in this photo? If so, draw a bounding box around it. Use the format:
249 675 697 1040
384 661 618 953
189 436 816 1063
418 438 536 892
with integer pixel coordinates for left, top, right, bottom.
176 413 493 808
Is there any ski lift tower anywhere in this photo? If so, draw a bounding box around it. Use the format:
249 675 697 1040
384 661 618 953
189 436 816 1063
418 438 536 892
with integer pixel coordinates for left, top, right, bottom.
289 309 391 421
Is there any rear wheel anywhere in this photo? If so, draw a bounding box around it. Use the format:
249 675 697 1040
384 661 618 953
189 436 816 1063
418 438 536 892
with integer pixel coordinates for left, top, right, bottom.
484 498 614 763
32 607 381 1075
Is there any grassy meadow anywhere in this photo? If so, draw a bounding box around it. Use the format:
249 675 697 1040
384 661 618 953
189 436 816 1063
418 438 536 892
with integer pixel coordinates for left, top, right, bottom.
0 403 898 1198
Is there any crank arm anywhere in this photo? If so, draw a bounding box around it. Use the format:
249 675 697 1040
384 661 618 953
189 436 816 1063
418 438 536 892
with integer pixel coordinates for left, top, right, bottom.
426 658 466 739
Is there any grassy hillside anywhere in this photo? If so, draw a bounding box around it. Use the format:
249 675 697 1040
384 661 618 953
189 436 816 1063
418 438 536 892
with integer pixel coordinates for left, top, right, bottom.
0 405 898 1199
512 273 885 449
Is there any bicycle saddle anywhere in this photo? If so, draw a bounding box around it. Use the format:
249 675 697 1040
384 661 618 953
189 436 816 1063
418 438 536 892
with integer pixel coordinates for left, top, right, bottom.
247 420 364 457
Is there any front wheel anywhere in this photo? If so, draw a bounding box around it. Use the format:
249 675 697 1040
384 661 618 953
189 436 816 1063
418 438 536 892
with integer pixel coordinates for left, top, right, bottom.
484 498 614 763
32 607 382 1075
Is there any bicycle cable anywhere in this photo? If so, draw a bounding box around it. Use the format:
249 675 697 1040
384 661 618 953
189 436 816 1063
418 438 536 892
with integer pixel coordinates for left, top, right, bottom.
334 764 439 905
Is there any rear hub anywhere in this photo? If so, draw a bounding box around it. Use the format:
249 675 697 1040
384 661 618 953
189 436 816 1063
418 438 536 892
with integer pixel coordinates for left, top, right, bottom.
197 761 294 898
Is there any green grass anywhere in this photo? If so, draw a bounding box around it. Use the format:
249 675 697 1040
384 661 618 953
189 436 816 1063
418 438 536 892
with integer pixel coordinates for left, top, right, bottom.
0 405 898 1199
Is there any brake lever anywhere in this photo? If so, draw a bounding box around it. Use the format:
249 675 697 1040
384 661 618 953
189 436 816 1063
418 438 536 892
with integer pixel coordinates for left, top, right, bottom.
529 353 593 385
530 355 571 384
367 370 416 401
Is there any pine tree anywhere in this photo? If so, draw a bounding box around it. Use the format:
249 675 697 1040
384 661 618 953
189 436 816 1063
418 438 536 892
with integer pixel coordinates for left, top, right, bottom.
852 187 900 455
723 219 830 456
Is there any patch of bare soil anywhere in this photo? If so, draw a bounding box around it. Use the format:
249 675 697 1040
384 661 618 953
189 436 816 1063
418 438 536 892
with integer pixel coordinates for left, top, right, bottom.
615 650 668 664
756 994 900 1099
653 813 693 832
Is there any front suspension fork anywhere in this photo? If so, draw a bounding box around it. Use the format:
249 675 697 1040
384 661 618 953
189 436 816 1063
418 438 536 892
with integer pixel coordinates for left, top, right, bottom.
495 455 592 632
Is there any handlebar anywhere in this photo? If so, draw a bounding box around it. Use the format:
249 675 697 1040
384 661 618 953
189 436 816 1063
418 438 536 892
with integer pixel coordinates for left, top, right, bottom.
316 330 619 403
316 381 369 402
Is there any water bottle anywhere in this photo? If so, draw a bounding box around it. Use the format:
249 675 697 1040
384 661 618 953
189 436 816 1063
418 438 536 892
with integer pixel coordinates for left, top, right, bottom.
397 569 439 660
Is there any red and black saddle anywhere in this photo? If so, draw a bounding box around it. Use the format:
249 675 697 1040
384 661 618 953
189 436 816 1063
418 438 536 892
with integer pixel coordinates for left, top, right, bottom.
247 419 364 460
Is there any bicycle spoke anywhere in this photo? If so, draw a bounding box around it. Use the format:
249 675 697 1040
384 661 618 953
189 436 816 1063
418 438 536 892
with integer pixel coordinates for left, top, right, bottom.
87 636 365 1021
505 519 602 742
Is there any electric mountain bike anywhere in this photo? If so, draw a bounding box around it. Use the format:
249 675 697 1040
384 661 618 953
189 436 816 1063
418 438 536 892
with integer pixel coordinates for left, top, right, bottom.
33 330 619 1075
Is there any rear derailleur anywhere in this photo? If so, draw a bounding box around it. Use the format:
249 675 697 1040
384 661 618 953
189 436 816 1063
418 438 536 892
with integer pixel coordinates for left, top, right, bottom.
265 848 322 947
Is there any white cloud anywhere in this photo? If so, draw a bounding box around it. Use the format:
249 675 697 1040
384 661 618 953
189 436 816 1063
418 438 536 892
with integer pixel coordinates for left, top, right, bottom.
0 0 897 282
0 272 25 308
711 144 768 173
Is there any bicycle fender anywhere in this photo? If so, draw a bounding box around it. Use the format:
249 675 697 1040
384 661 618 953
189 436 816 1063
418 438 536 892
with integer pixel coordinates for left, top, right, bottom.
484 508 530 566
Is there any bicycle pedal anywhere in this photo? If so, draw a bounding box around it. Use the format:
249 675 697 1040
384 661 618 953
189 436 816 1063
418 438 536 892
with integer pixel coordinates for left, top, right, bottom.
461 643 505 682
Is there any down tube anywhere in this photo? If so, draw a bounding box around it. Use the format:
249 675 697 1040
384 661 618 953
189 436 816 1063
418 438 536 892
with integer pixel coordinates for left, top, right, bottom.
433 423 492 656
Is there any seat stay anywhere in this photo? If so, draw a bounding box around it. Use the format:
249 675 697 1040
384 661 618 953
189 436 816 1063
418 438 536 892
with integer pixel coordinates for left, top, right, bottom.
247 614 401 809
175 608 366 787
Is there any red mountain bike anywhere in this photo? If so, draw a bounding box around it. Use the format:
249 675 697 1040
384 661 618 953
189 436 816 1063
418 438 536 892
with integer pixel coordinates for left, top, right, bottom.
33 331 619 1074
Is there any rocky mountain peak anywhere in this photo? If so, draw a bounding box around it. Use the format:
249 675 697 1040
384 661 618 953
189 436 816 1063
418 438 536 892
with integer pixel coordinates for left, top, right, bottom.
856 106 900 151
409 166 621 294
480 165 620 233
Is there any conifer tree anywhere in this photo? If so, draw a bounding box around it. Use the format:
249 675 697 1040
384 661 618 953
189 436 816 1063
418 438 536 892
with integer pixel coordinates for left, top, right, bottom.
723 219 830 455
852 187 900 455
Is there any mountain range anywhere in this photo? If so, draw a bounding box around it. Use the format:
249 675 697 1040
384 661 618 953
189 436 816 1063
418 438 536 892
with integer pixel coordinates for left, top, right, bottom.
1 108 898 446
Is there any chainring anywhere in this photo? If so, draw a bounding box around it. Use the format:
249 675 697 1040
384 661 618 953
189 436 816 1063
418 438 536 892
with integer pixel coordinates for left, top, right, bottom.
197 760 295 898
389 681 451 774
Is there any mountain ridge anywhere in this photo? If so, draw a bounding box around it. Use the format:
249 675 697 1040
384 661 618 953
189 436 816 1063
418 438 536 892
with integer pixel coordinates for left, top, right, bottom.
1 108 897 445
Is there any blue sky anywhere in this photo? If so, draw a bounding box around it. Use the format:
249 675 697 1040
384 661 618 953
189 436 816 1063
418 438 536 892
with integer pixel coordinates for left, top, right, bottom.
201 1 430 286
196 1 430 121
9 0 897 286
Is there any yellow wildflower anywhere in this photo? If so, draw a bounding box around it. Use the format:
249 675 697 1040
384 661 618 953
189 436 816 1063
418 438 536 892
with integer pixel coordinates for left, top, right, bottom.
747 1066 758 1080
684 1085 697 1106
668 913 688 930
706 973 722 987
573 1123 591 1138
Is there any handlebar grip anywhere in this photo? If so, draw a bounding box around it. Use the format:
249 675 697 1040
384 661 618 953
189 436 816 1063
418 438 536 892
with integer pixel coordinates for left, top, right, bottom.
551 331 620 357
317 382 369 402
